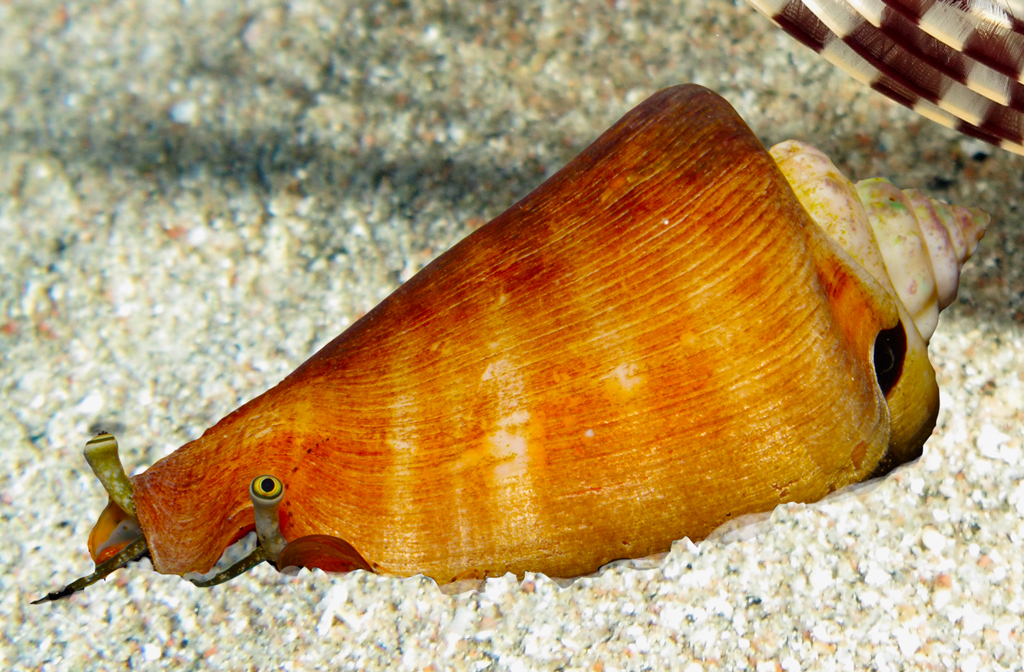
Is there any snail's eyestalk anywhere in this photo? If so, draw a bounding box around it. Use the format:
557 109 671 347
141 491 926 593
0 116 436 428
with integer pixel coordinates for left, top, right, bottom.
83 432 136 518
250 475 288 563
189 475 287 589
31 535 149 604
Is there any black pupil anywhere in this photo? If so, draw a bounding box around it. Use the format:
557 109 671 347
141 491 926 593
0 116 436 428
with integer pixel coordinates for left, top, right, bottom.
873 323 907 396
260 478 276 494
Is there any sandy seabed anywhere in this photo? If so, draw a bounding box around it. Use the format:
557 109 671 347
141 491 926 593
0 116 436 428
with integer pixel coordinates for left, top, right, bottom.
2 1 1023 670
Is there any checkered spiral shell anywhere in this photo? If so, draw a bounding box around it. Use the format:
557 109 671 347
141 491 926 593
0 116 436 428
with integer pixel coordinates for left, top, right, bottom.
747 0 1024 154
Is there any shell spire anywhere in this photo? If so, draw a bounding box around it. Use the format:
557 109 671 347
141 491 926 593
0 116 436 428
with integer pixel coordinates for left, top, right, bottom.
770 140 988 343
771 138 988 469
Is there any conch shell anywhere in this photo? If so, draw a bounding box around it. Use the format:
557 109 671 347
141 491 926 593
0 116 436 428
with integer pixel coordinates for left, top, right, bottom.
746 0 1024 153
34 85 987 602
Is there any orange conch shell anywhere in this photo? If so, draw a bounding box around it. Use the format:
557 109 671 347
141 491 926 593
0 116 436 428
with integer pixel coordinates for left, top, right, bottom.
86 85 985 586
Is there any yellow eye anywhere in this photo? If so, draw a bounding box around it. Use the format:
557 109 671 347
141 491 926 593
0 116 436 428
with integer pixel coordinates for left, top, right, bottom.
250 475 283 501
85 432 117 450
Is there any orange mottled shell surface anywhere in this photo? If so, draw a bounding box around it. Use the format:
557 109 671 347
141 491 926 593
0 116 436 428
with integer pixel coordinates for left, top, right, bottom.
132 85 900 583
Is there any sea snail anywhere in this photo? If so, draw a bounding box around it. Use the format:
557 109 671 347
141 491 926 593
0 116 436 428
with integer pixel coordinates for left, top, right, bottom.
34 85 988 602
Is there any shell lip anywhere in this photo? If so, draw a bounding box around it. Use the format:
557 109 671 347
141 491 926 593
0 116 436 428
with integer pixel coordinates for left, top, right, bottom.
88 498 145 563
276 534 374 574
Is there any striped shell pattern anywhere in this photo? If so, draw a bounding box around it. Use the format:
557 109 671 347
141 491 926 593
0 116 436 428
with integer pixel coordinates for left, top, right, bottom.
748 0 1024 154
